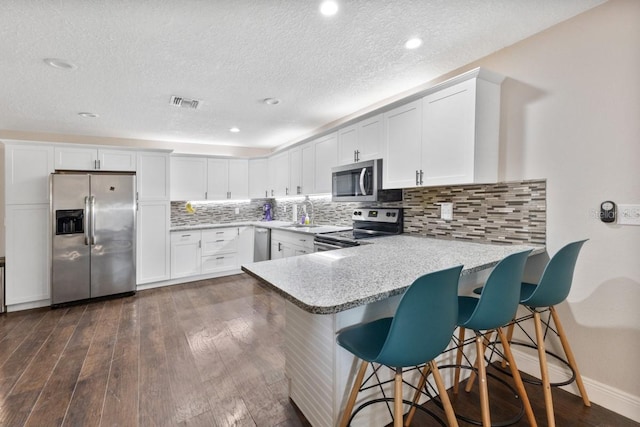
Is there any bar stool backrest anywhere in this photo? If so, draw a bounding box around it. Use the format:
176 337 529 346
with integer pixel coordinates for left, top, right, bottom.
374 265 463 368
460 250 532 331
521 240 588 308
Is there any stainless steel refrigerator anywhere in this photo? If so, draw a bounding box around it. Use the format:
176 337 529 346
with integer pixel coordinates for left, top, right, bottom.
51 172 136 305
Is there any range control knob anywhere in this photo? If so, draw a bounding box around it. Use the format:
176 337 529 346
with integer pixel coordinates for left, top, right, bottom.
386 212 391 217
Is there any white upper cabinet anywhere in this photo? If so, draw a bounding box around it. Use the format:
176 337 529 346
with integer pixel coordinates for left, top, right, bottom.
4 143 54 204
383 99 423 189
249 158 269 199
268 150 290 197
207 158 229 200
170 156 207 200
137 151 170 201
337 114 383 165
301 142 315 196
228 159 249 200
313 132 338 194
289 145 303 196
54 146 136 171
383 69 503 189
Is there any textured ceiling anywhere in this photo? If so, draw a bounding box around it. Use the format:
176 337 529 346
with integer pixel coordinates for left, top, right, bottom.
0 0 606 150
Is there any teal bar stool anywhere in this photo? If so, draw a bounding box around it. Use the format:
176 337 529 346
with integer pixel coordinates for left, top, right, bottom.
453 250 537 427
337 266 463 427
499 240 589 427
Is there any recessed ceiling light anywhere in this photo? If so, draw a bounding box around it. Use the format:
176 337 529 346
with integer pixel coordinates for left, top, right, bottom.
229 127 240 133
44 58 77 70
320 1 339 16
78 112 99 118
404 38 423 50
263 98 281 105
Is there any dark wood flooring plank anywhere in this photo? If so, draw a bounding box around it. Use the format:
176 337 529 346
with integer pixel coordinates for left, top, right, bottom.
0 306 86 426
24 302 105 427
101 296 141 427
137 289 177 427
62 298 124 426
0 309 50 367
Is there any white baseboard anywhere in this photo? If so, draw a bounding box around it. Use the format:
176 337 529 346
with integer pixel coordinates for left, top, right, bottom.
511 348 640 423
136 269 243 291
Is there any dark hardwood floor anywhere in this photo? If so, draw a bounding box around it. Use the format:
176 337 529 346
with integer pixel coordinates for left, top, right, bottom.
0 274 636 426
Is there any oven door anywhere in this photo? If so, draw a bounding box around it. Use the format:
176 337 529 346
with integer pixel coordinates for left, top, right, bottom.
331 159 381 202
313 241 345 252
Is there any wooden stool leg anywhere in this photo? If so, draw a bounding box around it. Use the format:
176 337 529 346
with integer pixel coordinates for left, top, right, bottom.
453 327 466 394
497 327 538 427
534 311 555 427
475 335 491 427
340 360 369 427
464 331 492 393
550 306 591 407
405 364 431 426
430 361 460 427
394 367 403 427
501 321 515 368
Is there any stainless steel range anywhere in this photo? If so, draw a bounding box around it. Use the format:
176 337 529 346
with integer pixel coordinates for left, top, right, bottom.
313 207 403 251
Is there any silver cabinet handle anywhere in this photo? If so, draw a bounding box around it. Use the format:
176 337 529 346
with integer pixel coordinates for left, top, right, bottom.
415 170 419 186
419 170 424 185
199 240 201 248
181 234 191 237
84 196 90 245
216 239 225 242
271 189 274 197
286 187 289 196
216 256 225 260
205 191 208 199
278 242 282 251
227 191 231 199
265 190 268 198
297 186 301 195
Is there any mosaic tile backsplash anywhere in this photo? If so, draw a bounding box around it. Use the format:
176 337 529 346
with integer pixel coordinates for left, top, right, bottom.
171 179 546 245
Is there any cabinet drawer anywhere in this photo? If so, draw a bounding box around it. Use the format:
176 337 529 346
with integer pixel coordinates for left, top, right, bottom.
201 253 238 274
271 230 313 249
201 228 238 255
171 232 201 244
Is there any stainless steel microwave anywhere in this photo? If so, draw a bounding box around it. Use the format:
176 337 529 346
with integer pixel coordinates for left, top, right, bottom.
332 159 396 202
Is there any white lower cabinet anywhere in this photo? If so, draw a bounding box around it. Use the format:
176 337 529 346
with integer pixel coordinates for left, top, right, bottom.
137 201 171 284
170 226 253 279
5 204 51 306
270 230 314 260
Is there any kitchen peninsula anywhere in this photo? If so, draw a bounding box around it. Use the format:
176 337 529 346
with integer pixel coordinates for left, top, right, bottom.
242 236 543 426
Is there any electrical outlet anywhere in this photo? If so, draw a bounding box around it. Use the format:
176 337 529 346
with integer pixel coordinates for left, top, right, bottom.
617 204 640 225
234 207 240 215
440 202 453 221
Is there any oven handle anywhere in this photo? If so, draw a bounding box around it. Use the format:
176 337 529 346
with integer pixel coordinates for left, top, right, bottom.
359 167 368 196
313 241 344 252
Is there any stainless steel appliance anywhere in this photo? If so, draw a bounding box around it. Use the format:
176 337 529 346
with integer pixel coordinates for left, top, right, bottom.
0 256 5 313
254 227 271 262
331 159 402 202
313 208 403 251
51 172 136 306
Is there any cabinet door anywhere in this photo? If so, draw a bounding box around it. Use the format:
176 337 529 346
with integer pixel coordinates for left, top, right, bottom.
228 159 249 199
170 156 207 200
170 232 201 278
301 142 314 195
313 132 338 194
237 226 254 266
289 146 303 195
338 124 358 165
268 151 290 197
54 146 97 170
270 241 285 260
249 158 269 199
422 79 476 185
98 149 137 171
5 144 54 204
358 114 383 162
137 151 170 201
383 99 423 189
207 158 229 200
137 201 170 284
5 204 50 305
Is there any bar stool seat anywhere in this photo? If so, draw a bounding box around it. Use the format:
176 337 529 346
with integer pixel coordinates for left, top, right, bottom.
337 266 463 427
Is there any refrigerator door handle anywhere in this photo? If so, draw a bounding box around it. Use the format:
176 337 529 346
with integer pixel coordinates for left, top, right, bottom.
84 196 90 245
90 195 96 245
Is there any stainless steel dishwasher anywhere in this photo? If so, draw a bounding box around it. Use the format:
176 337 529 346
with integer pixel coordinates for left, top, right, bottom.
254 227 271 262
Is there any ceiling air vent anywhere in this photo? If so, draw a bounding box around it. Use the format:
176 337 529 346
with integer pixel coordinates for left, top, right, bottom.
170 96 200 109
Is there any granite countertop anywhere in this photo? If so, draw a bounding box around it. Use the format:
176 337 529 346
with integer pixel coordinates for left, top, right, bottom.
170 221 351 235
242 235 544 315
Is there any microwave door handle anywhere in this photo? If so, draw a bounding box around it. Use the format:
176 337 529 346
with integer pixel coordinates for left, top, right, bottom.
359 168 367 196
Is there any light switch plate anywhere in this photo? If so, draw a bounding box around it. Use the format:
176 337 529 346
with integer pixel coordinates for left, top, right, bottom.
440 202 453 221
617 204 640 225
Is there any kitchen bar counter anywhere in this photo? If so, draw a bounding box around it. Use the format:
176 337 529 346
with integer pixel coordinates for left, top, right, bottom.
171 220 351 235
242 235 544 426
242 235 543 314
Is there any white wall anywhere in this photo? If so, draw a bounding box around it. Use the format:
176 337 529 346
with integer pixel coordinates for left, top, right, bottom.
447 0 640 414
